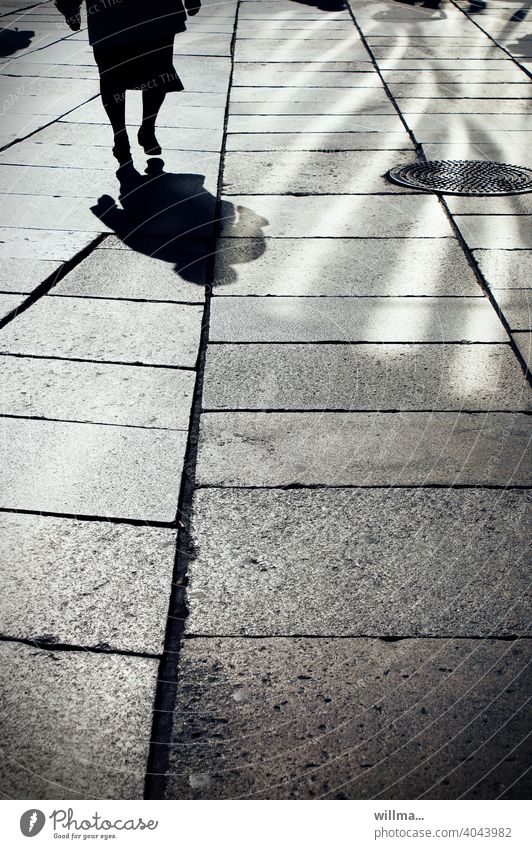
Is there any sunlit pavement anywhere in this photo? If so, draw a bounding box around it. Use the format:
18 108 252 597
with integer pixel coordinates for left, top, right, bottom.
0 0 530 800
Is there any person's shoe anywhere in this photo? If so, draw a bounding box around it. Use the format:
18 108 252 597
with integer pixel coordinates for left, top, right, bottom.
112 134 131 165
138 126 162 156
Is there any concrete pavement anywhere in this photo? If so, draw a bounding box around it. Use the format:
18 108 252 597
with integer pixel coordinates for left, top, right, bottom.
0 0 530 800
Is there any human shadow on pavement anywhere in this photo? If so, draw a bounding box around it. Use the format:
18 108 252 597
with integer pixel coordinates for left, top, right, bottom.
0 28 34 56
90 159 268 287
505 31 532 57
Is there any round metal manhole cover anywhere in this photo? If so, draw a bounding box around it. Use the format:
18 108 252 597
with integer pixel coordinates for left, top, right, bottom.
388 160 532 196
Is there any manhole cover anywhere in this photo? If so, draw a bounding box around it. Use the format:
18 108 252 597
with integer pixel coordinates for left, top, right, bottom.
388 160 532 196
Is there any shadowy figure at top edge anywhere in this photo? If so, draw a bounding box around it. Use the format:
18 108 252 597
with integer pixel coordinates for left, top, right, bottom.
290 0 348 11
0 28 35 57
91 159 269 288
54 0 201 166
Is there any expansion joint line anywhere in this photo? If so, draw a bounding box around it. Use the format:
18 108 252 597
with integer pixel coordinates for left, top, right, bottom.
142 0 243 801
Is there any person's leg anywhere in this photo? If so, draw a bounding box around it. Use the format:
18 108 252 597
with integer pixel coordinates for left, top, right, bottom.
138 88 166 155
100 78 130 163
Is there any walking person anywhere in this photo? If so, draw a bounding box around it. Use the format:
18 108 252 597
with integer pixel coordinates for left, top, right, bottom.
55 0 201 164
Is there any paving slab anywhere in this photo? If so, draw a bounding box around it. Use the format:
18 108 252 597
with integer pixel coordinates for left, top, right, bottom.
512 331 532 371
225 132 413 151
381 69 531 83
223 150 414 194
445 195 532 216
0 142 221 181
52 245 206 301
0 163 120 198
376 59 521 70
371 46 505 60
0 355 195 428
0 292 25 320
0 227 96 260
0 195 112 232
474 249 531 290
229 98 395 115
0 62 98 80
33 120 225 151
236 22 354 37
195 411 530 487
400 98 530 114
185 488 530 636
0 257 61 293
0 75 97 98
61 100 226 129
209 297 506 343
231 64 377 86
0 641 158 799
220 195 453 237
455 216 532 250
212 237 480 295
492 289 532 331
227 113 407 133
406 113 531 136
0 513 176 653
167 637 532 800
203 343 530 412
388 82 532 99
234 41 368 62
422 141 532 163
1 417 188 521
0 296 203 366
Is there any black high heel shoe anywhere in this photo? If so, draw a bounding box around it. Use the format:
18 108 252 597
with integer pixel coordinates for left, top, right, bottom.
112 134 132 166
138 125 162 156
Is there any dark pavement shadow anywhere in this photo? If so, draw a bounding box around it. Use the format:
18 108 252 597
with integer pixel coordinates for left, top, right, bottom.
505 31 532 57
90 159 268 286
0 28 34 56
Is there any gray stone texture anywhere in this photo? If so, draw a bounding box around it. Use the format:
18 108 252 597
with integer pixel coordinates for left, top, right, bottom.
399 99 531 114
52 246 206 302
234 40 368 62
212 237 481 295
32 120 225 151
512 332 532 371
0 642 158 799
202 343 530 412
474 249 531 290
223 150 416 194
231 65 379 87
0 355 195 429
225 132 414 151
167 637 532 799
209 297 506 343
196 411 530 487
228 97 396 116
381 69 530 83
1 417 187 521
220 195 453 237
186 488 530 636
456 216 532 250
0 293 24 320
0 227 96 260
0 296 203 367
0 257 61 294
227 113 407 133
446 195 532 216
492 289 531 331
0 513 176 653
